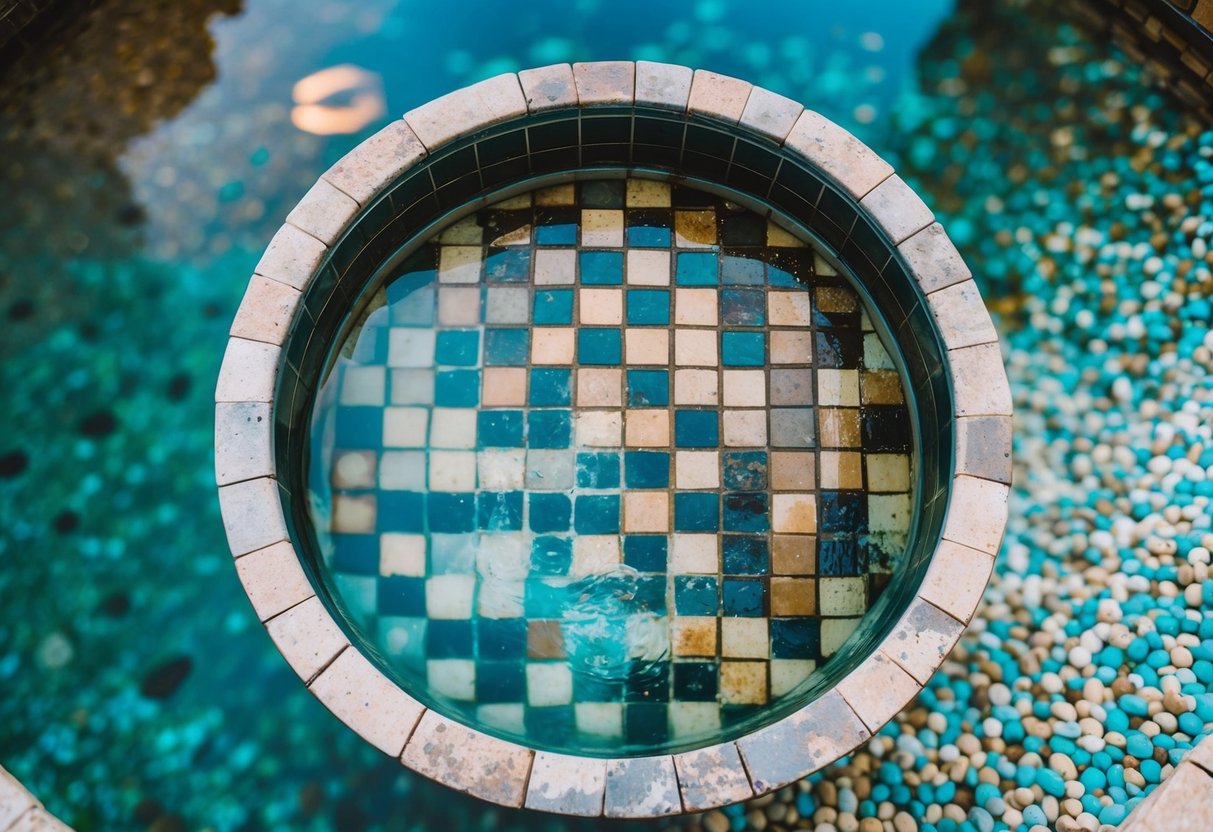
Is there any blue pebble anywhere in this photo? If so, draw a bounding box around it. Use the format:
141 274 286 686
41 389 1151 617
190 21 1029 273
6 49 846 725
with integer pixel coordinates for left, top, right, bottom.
1023 805 1047 826
1121 694 1149 717
1038 768 1065 797
1126 733 1153 758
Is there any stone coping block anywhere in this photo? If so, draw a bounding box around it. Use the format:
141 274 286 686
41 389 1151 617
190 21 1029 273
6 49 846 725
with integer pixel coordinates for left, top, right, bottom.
0 767 73 832
214 61 1012 816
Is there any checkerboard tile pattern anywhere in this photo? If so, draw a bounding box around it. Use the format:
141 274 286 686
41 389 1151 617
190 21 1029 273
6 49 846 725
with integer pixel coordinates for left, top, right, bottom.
310 178 914 753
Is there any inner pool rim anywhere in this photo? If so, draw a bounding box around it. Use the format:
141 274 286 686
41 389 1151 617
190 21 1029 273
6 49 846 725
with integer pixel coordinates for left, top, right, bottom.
214 61 1012 818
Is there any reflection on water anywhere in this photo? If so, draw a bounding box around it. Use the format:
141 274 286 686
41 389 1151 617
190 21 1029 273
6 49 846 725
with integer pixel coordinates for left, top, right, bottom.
291 64 386 135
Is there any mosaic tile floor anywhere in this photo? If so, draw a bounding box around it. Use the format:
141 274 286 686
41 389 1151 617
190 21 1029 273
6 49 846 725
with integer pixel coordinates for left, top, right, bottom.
307 178 915 755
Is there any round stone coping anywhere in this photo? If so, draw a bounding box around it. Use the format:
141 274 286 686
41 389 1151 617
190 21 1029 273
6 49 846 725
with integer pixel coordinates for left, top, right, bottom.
213 62 1012 816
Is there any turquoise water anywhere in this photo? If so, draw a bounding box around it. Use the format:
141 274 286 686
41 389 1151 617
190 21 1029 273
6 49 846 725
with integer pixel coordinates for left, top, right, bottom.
6 0 1212 829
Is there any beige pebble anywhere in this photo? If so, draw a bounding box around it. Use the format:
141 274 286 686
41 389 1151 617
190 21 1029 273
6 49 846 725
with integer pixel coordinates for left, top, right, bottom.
704 811 730 832
893 810 918 832
858 818 883 832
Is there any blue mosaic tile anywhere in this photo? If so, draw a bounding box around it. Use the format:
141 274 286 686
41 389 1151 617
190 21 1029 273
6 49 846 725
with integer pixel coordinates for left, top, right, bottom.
819 492 867 535
378 576 427 616
625 703 669 745
625 661 671 701
528 409 572 448
483 247 531 281
724 492 770 533
626 289 670 325
336 406 382 448
377 491 426 533
477 410 524 447
722 535 769 575
723 578 766 617
624 535 667 572
435 329 480 366
819 538 864 576
576 452 620 488
627 369 669 407
624 451 669 488
674 410 719 448
574 494 620 534
577 327 622 364
771 618 820 660
580 250 623 284
721 288 766 326
525 578 572 617
531 535 573 575
816 330 862 367
477 491 523 531
721 331 766 366
529 368 572 406
428 493 476 533
674 492 720 532
535 210 578 245
427 620 475 658
675 252 718 285
674 575 719 616
533 288 574 324
484 328 530 365
434 369 480 407
627 221 672 248
475 662 527 703
476 619 528 660
722 451 768 490
529 493 572 533
673 663 718 701
332 534 379 574
721 255 765 285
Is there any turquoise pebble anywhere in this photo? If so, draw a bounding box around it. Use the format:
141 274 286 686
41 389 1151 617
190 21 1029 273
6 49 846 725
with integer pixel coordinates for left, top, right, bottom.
1121 694 1149 717
969 806 994 832
1126 734 1153 758
1080 767 1107 792
1023 805 1047 826
1037 768 1065 797
1100 804 1128 825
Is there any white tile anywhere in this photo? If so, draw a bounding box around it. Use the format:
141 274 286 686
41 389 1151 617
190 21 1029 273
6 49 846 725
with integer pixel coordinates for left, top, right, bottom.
426 574 475 619
580 288 623 325
439 245 483 283
535 248 576 285
675 329 718 366
575 703 623 738
340 365 386 406
380 533 427 576
723 410 767 447
669 702 721 738
383 407 429 448
387 329 436 367
820 576 867 616
627 249 672 286
670 535 718 574
527 663 574 707
380 449 427 490
576 411 623 447
572 536 621 576
722 370 766 407
427 659 475 700
675 451 720 489
478 449 526 490
429 450 477 491
821 618 861 656
390 369 435 405
674 369 719 405
429 408 477 449
770 659 816 697
817 369 860 406
485 287 530 323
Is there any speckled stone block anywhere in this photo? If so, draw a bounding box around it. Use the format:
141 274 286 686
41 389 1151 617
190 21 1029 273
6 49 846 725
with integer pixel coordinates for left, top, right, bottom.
215 337 280 403
264 596 348 683
739 86 804 143
917 539 994 625
234 540 314 620
0 768 38 830
837 651 921 733
928 280 998 350
942 474 1010 556
949 342 1012 418
898 222 972 294
285 178 360 246
7 807 74 831
402 711 532 808
955 415 1012 485
688 69 752 124
230 274 302 346
1188 737 1213 775
218 476 288 557
784 110 893 199
1119 761 1213 831
254 222 329 292
405 73 528 151
673 742 753 811
737 689 870 793
604 756 682 817
885 599 965 684
860 175 935 245
321 120 426 206
519 64 577 113
214 402 273 486
634 61 693 110
309 646 425 757
572 61 635 105
524 752 606 816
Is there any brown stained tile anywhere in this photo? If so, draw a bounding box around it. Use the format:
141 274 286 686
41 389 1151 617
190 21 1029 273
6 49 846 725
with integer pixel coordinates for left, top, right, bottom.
861 370 904 405
401 712 532 808
769 330 813 364
721 618 768 659
898 222 972 295
773 494 817 534
322 119 426 205
866 454 911 493
674 210 717 247
535 184 576 206
819 451 863 490
720 661 768 705
482 368 528 407
772 534 816 575
626 179 672 207
674 743 754 811
770 451 815 490
671 617 718 657
634 61 693 110
527 620 566 659
582 209 624 247
518 64 577 113
332 494 375 534
818 408 861 448
860 174 935 245
816 285 858 313
231 275 302 346
771 577 817 616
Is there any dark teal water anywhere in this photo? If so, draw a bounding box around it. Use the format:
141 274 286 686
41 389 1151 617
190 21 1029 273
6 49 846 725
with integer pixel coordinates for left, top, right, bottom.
0 1 949 828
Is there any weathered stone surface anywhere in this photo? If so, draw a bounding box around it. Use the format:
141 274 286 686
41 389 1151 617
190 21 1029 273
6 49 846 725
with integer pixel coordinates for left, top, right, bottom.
884 599 966 684
572 61 635 105
861 174 935 245
217 476 288 557
687 69 752 124
785 109 893 198
234 540 314 621
322 119 426 205
898 222 972 294
264 596 348 682
917 539 994 625
673 742 753 811
309 647 424 757
402 712 532 807
1119 761 1213 831
0 767 38 830
518 64 577 113
949 342 1012 418
214 402 273 486
215 337 280 404
941 474 1009 556
405 73 527 150
837 651 922 733
928 279 998 351
739 86 804 143
285 178 361 246
254 223 328 292
603 756 682 817
955 415 1013 485
634 61 693 110
524 751 605 816
230 274 302 346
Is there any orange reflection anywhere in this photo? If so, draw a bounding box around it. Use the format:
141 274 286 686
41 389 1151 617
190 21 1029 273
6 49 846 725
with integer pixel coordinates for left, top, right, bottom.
291 64 385 135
